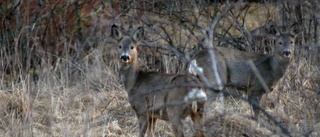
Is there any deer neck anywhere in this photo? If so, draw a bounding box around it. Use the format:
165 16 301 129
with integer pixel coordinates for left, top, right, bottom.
270 53 291 78
119 58 139 92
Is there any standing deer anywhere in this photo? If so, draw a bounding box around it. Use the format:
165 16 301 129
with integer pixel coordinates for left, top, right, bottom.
111 24 207 137
194 24 297 119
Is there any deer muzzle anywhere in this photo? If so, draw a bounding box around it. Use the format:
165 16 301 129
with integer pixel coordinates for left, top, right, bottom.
282 50 291 58
121 55 130 62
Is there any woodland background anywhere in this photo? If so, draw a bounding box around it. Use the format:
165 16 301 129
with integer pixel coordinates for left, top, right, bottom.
0 0 319 136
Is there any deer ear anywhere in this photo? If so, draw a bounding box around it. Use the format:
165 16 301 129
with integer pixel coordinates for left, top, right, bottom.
269 25 281 36
290 23 299 38
135 44 140 52
132 26 144 42
111 24 122 40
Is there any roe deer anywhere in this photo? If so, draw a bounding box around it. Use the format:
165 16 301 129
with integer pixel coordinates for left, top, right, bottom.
194 24 297 119
111 24 207 137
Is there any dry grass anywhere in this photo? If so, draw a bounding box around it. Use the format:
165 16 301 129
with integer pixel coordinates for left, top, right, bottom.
0 45 318 137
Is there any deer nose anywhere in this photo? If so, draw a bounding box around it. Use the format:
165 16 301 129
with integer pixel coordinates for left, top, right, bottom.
282 51 291 57
121 55 130 62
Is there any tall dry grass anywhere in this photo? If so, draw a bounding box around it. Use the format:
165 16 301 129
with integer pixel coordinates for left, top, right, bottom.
1 47 318 137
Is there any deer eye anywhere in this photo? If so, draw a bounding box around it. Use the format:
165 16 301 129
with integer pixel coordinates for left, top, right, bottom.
279 42 282 45
290 41 293 44
130 46 134 49
119 46 122 49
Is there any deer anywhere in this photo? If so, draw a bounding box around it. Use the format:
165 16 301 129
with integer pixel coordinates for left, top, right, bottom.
111 24 207 137
193 24 297 119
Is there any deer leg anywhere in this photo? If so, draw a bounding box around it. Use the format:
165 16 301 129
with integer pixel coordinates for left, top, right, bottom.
191 102 205 137
205 89 219 106
138 115 148 137
171 119 184 137
167 107 185 137
147 117 157 137
249 92 264 120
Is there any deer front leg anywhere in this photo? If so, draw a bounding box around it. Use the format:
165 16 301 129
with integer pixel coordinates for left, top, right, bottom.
249 92 264 120
138 115 148 137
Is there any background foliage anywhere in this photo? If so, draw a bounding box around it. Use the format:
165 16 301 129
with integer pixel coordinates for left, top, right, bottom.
0 0 319 136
